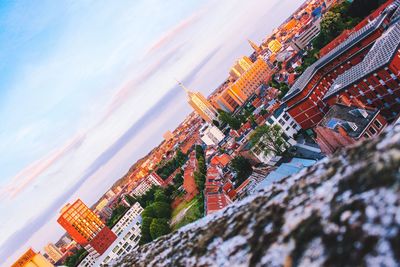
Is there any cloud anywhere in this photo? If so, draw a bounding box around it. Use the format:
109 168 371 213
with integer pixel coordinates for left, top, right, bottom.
145 9 204 56
0 133 86 199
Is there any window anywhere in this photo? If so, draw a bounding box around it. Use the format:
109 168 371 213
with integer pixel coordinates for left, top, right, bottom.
374 120 382 129
364 132 370 138
369 127 377 135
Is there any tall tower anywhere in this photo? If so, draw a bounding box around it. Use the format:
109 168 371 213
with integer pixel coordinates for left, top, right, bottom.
178 81 218 123
57 199 117 257
248 39 262 54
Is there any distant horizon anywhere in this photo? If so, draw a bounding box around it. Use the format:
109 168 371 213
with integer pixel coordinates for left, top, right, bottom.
0 0 305 265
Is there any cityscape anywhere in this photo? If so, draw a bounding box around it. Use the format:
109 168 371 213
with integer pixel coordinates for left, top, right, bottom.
2 0 400 266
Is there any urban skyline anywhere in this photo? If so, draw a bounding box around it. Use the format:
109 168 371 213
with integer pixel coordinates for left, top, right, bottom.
0 0 305 265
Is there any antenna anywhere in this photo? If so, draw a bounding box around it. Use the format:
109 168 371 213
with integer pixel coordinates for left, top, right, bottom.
175 78 190 93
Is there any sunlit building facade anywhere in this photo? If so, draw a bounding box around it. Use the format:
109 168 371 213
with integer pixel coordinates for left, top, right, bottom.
43 243 63 263
11 248 54 267
57 199 117 257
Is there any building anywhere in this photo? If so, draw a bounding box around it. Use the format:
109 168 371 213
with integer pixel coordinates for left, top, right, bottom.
131 172 165 197
315 103 387 154
96 214 142 266
178 81 218 123
43 243 63 263
57 199 117 257
283 3 400 129
183 152 199 201
229 56 253 80
290 18 321 51
248 39 262 54
265 104 301 138
112 202 143 236
163 130 174 141
199 124 225 146
220 58 272 110
11 248 54 267
268 39 283 53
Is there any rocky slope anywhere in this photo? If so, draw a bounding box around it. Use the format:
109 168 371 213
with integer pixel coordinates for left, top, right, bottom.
114 123 400 267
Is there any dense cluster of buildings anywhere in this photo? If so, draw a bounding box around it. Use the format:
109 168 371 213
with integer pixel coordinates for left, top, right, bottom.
11 0 400 266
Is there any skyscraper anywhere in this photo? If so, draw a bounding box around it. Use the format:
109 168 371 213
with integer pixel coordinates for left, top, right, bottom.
12 248 54 267
44 243 63 263
178 81 218 123
57 199 117 257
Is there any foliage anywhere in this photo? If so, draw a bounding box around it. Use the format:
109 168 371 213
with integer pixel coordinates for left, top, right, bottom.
173 172 183 185
218 110 241 130
347 0 386 19
194 145 207 191
156 150 187 179
106 204 129 228
230 156 253 188
249 124 288 156
139 217 153 244
64 248 87 267
150 218 171 240
172 195 204 230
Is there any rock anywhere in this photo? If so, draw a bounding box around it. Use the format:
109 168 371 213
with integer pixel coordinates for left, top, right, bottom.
113 123 400 267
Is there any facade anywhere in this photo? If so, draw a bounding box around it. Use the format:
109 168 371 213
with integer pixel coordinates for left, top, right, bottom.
290 18 321 51
315 103 387 154
178 81 218 123
57 199 117 257
229 56 253 80
226 58 273 105
204 165 232 215
283 3 400 129
12 249 54 267
199 124 225 146
265 104 301 138
268 39 283 53
97 216 142 266
163 130 174 141
43 243 63 263
131 172 165 196
112 202 143 236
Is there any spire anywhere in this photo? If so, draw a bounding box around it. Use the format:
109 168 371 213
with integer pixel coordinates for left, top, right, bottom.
248 39 261 53
176 79 191 94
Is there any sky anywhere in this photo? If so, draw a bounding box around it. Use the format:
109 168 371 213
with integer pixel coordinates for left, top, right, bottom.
0 0 305 265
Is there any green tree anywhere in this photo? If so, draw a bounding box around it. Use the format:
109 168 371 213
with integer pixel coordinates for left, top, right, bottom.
218 110 241 130
154 189 169 203
230 156 253 187
139 217 153 245
249 124 288 156
150 218 171 240
142 205 156 218
149 202 172 219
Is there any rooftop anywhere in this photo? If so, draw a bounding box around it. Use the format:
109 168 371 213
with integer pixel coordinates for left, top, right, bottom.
319 104 379 138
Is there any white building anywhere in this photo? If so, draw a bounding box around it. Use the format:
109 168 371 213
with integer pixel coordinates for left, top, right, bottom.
199 124 225 146
78 203 143 267
97 216 142 266
112 202 143 236
131 173 165 197
266 105 301 138
291 18 321 51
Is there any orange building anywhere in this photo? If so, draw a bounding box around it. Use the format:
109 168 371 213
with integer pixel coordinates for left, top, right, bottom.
267 39 282 53
57 199 117 256
12 248 53 267
213 58 272 112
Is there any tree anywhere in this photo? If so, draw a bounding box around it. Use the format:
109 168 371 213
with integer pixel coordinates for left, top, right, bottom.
139 217 153 244
173 172 183 185
142 205 156 218
150 218 171 240
348 0 385 18
149 202 172 219
154 189 169 203
218 110 241 130
249 124 288 156
230 156 253 187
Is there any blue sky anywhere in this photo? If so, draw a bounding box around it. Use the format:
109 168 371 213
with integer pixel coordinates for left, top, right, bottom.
0 0 304 265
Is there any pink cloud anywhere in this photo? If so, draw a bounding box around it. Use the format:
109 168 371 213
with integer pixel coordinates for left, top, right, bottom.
145 9 204 56
0 133 86 199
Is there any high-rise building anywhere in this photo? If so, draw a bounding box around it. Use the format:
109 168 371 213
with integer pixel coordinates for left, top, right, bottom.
131 172 165 196
44 243 63 263
178 81 218 123
57 199 117 257
229 56 253 80
12 248 54 267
